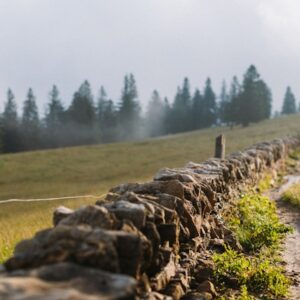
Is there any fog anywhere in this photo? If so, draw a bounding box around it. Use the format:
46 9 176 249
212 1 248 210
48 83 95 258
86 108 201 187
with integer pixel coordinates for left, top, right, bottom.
0 0 300 112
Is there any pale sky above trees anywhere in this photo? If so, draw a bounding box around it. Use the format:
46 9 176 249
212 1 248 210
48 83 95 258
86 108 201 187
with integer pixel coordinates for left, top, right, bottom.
0 0 299 112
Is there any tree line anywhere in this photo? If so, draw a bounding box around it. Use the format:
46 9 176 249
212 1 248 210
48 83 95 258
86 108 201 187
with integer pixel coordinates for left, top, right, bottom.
0 65 298 153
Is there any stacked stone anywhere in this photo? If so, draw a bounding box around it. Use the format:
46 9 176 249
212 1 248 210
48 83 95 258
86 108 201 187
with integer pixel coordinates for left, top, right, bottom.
0 137 299 300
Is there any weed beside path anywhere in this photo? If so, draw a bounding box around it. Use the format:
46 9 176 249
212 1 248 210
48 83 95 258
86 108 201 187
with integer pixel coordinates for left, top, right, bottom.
213 193 291 299
274 179 300 299
282 183 300 208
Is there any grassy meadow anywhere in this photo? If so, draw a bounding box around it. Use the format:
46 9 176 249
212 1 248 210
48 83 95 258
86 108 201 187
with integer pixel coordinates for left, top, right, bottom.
0 114 300 262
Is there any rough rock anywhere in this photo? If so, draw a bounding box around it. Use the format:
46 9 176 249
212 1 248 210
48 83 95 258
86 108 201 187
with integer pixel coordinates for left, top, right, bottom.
57 205 116 229
181 292 213 300
5 225 120 273
0 262 136 300
196 280 217 297
5 225 152 277
104 200 146 229
53 206 74 226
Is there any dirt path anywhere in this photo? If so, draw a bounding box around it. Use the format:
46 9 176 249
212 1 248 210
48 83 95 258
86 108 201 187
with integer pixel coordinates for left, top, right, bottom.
269 175 300 299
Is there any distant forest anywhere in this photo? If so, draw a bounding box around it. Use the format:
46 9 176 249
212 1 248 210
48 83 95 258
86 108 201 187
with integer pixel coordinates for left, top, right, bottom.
0 65 298 153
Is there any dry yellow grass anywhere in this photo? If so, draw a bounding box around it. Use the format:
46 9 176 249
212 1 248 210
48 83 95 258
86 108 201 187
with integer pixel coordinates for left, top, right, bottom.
282 182 300 207
0 114 300 262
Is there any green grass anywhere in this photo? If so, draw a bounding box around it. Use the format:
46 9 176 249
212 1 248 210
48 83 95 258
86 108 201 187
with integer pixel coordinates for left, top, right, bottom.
282 182 300 207
214 193 292 299
256 173 274 193
288 149 300 161
214 248 290 299
228 194 291 252
0 114 300 262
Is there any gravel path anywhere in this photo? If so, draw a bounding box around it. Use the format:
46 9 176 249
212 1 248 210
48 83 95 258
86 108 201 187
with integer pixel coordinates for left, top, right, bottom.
269 175 300 299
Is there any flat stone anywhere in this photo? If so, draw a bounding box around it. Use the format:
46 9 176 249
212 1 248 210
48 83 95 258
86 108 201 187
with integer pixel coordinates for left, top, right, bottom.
5 226 120 273
0 262 136 300
58 205 116 229
104 200 146 229
53 206 74 226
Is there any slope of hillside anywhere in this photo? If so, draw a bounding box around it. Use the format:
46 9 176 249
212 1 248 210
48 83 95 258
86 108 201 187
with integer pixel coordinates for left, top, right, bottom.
0 114 300 261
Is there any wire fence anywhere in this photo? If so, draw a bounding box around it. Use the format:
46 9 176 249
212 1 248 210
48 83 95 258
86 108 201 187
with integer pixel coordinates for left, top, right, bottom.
0 193 107 205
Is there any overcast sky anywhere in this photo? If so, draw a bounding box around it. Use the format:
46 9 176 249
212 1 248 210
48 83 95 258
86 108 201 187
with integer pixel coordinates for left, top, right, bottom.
0 0 299 113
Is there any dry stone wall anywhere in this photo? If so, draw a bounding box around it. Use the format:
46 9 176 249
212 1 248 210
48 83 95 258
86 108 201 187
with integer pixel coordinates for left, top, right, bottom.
0 137 299 300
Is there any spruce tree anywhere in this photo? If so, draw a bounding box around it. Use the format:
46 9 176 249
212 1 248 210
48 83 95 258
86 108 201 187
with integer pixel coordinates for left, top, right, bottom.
97 86 117 142
22 88 40 150
170 78 192 133
67 80 96 145
98 86 108 122
281 86 297 115
237 65 272 126
227 76 241 125
22 88 39 127
3 89 17 125
1 89 21 152
256 80 272 120
69 80 95 127
219 80 230 124
118 74 141 140
181 77 191 107
162 97 172 134
202 78 217 127
192 89 203 129
146 90 165 137
44 85 65 147
45 85 64 130
237 65 259 126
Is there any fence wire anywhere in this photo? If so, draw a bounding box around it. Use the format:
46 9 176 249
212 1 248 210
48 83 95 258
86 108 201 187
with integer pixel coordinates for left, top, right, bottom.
0 193 107 204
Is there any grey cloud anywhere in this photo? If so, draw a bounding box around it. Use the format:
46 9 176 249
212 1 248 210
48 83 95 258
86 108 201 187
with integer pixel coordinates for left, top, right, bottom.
0 0 299 113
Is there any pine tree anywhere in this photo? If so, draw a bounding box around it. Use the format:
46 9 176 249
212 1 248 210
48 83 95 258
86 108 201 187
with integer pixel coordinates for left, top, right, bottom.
170 78 192 132
22 88 40 150
219 80 230 124
202 78 217 127
226 76 241 125
3 89 17 125
146 90 165 137
237 65 259 126
69 80 95 127
162 97 172 134
281 86 297 115
67 80 96 145
22 88 39 127
192 89 203 129
237 65 272 126
1 89 21 152
256 80 272 120
118 74 141 140
0 129 2 153
44 85 65 147
97 86 117 142
98 86 108 122
45 85 64 130
181 77 191 107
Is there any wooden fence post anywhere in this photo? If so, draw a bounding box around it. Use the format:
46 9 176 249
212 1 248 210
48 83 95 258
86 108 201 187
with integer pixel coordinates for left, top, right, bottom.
215 134 225 159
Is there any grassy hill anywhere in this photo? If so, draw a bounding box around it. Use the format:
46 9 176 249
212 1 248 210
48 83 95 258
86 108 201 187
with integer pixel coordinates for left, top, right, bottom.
0 114 300 262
